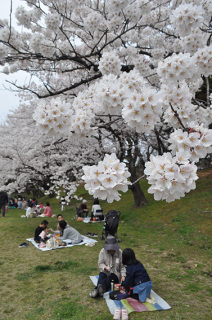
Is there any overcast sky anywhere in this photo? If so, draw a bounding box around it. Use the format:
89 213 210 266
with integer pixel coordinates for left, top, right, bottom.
0 0 25 123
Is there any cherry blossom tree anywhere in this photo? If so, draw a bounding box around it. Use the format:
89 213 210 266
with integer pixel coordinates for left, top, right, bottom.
0 0 211 206
0 103 102 202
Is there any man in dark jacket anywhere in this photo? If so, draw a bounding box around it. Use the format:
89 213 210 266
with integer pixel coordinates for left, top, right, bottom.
0 191 8 218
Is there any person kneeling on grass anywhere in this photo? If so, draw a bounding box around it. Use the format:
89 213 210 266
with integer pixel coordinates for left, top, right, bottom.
54 220 83 244
109 248 152 302
89 235 126 298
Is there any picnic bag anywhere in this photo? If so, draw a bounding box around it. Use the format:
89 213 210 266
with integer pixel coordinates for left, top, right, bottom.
46 237 59 249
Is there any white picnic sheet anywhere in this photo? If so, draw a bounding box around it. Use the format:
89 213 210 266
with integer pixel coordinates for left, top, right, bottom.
83 218 105 223
27 235 97 251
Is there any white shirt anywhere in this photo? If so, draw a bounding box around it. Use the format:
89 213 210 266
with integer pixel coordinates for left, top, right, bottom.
26 207 33 218
92 204 102 216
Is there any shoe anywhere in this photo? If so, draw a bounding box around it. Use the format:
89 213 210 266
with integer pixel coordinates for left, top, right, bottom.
113 307 121 320
19 242 29 248
92 233 98 237
85 242 95 247
98 284 105 297
122 307 128 320
89 288 98 298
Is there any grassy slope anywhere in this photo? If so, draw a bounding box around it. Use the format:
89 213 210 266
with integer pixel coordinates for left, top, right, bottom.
0 169 211 320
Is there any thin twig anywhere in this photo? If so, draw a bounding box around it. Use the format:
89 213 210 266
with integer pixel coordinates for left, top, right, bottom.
132 175 145 185
8 0 13 42
169 103 189 132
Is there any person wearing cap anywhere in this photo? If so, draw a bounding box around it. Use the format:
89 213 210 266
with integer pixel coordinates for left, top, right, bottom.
77 199 89 218
89 235 126 298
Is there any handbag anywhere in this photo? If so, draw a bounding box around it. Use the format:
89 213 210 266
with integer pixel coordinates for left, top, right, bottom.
46 237 59 249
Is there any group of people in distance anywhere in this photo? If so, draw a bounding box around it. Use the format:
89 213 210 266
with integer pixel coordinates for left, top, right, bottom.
90 235 152 320
25 201 53 218
34 214 82 248
77 198 104 221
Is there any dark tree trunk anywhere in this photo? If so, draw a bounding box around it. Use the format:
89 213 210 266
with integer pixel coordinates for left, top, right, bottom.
123 134 147 208
129 181 147 207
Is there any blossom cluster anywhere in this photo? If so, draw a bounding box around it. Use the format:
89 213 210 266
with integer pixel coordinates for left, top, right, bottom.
170 4 204 36
179 28 206 55
132 56 152 77
33 98 72 135
144 153 198 203
159 81 199 128
119 69 147 93
95 74 124 115
15 6 32 29
84 11 106 33
168 125 212 162
193 45 212 77
45 13 61 31
71 92 96 136
157 53 198 85
108 0 129 12
98 51 122 76
82 153 131 203
122 89 161 133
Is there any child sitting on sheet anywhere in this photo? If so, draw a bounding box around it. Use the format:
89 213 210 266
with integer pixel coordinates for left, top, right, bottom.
39 226 48 242
109 248 152 302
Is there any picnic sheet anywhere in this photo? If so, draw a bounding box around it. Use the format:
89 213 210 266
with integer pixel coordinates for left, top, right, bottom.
90 275 171 315
27 236 97 251
83 218 105 223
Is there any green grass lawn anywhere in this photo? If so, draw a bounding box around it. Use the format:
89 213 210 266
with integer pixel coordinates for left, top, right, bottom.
0 169 211 320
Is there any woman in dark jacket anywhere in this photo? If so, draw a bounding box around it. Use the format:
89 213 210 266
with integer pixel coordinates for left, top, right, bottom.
110 248 152 302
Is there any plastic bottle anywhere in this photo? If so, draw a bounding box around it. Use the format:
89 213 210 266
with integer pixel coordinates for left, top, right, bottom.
111 280 114 291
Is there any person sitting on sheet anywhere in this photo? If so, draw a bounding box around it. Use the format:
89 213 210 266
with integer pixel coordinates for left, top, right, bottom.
25 202 34 218
34 220 49 243
54 220 83 244
39 226 48 243
42 202 53 217
89 235 126 298
109 248 152 302
48 214 70 235
77 199 89 218
90 198 104 221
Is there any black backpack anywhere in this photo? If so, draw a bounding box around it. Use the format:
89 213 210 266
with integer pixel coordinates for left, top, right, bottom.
104 210 121 235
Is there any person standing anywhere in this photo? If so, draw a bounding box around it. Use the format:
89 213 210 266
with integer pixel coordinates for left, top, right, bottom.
60 197 66 211
0 190 8 218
